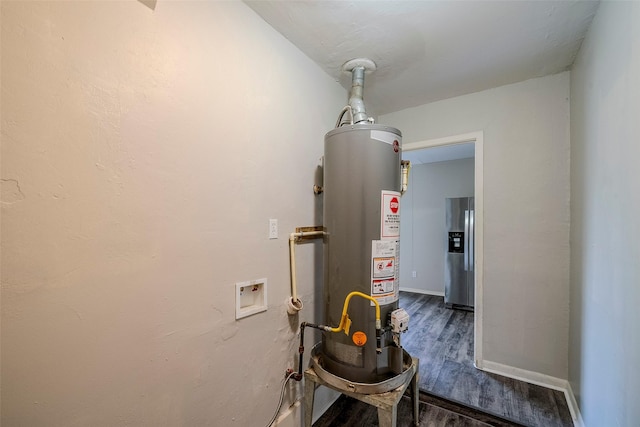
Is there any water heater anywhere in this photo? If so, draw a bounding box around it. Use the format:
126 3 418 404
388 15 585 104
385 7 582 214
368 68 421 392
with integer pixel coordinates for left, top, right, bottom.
315 58 410 384
322 124 403 383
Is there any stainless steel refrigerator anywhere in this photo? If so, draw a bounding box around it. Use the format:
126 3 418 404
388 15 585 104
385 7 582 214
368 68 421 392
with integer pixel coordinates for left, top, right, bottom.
445 197 475 309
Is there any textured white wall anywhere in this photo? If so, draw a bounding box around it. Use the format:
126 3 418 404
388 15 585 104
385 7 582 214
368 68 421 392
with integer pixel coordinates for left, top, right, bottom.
382 72 571 379
569 2 640 425
0 1 344 425
400 158 474 294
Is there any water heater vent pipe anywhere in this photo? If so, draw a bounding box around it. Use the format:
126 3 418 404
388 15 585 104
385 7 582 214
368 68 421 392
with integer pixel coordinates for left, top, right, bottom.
342 58 376 125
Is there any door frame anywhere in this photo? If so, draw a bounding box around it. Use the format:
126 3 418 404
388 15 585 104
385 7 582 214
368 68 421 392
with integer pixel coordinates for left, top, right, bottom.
403 131 484 367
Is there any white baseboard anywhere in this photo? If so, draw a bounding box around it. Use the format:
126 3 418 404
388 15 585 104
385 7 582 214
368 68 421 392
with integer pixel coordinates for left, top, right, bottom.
273 400 301 427
565 381 584 427
477 359 583 426
478 359 567 391
273 387 341 426
399 287 444 297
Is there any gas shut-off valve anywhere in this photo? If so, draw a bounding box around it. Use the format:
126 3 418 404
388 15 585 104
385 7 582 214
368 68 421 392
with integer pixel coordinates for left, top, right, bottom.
390 308 410 347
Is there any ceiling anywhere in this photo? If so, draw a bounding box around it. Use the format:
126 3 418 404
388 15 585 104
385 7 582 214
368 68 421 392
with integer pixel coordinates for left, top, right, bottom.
245 0 599 117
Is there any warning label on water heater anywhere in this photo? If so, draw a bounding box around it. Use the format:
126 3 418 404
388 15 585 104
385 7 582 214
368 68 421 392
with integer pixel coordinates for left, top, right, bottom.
381 190 401 239
370 239 400 305
373 257 395 279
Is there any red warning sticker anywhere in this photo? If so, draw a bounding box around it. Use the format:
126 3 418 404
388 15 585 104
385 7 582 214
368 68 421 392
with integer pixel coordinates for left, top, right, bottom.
381 190 401 239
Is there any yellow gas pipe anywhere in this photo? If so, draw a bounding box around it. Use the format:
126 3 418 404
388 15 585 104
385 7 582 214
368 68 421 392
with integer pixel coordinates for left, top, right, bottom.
293 291 383 381
326 291 381 335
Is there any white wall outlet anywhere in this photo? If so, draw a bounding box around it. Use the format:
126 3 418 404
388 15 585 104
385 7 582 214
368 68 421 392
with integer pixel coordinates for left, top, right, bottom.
412 271 417 278
269 219 278 239
235 279 268 320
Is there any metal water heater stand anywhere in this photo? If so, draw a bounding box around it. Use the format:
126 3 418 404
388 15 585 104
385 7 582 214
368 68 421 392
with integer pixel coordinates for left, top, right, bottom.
303 345 419 427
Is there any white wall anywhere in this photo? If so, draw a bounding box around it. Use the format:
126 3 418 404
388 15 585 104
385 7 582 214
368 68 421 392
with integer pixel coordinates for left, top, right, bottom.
0 1 345 425
569 2 640 425
400 158 474 294
382 72 571 379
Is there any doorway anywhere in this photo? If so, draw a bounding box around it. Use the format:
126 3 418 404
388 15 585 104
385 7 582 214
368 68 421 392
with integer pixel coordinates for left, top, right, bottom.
401 131 484 368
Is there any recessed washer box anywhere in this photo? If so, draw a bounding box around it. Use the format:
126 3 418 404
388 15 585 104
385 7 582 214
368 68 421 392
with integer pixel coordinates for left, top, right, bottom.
235 278 268 320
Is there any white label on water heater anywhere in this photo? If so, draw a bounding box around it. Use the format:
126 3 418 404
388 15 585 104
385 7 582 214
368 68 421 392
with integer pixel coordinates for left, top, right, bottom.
381 190 401 239
371 240 400 306
370 130 399 145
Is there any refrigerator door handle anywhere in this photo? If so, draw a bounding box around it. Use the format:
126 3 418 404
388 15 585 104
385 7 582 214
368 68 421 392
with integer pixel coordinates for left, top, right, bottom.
470 209 474 271
464 210 469 271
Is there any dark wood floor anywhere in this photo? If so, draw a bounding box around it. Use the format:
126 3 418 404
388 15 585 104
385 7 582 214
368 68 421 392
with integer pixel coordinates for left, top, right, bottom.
313 292 573 427
399 292 573 427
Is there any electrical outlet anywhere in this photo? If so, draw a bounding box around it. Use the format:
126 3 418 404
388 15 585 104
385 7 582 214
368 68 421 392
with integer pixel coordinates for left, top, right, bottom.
412 271 417 278
269 219 278 239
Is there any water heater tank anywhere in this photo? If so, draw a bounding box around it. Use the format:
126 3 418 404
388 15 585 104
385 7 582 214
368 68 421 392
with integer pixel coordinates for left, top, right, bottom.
322 123 402 383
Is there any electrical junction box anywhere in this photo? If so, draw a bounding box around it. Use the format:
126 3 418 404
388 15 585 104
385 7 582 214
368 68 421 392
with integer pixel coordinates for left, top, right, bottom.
390 308 410 333
235 278 268 320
